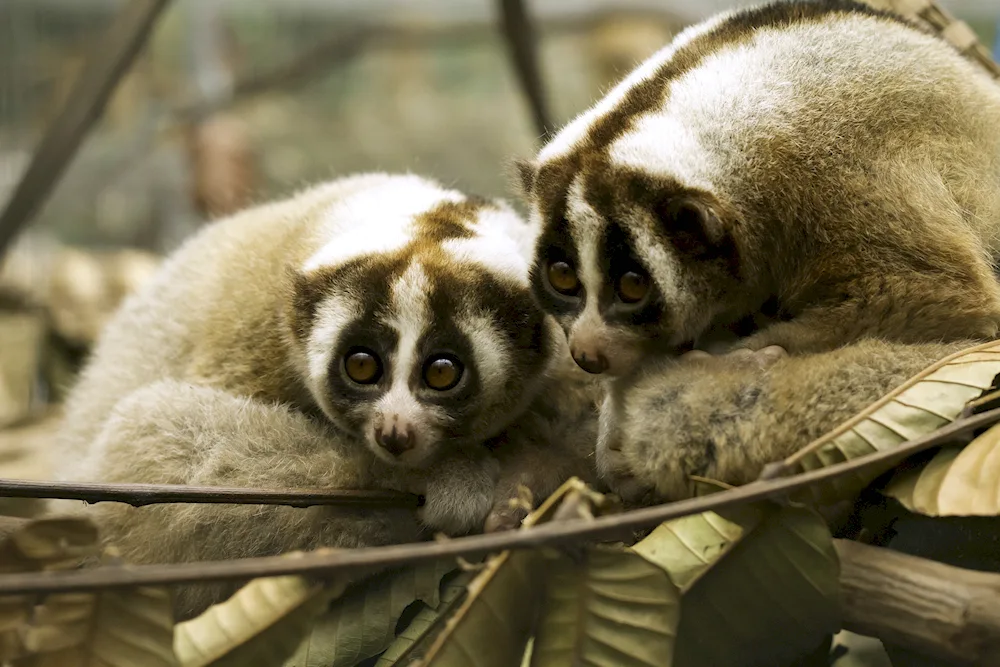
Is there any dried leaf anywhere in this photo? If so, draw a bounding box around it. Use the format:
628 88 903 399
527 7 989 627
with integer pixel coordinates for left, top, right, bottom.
636 505 840 667
174 566 354 667
882 421 1000 516
783 340 1000 504
529 545 680 667
283 559 458 667
0 516 177 666
16 587 177 667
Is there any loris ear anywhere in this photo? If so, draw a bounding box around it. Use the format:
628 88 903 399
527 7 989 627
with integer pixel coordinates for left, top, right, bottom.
506 158 538 200
656 194 734 261
285 268 327 341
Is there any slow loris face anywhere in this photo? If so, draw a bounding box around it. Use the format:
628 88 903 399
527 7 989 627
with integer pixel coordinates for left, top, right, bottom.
520 162 745 379
287 175 561 467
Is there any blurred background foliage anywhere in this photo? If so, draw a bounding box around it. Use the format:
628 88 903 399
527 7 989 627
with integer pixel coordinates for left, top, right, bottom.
0 0 997 427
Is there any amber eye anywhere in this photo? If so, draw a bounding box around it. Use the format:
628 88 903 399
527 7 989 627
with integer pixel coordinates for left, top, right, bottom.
423 355 464 391
617 270 649 304
547 260 580 295
344 349 382 384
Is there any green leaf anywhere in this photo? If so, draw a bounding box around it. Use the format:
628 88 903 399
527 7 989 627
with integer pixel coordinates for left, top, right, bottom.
283 559 458 667
882 421 1000 516
174 564 355 667
410 480 603 667
783 340 1000 504
636 504 841 667
376 571 473 667
529 545 680 667
416 550 544 667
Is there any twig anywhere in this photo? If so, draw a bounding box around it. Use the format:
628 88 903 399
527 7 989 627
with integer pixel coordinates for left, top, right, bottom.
0 0 173 260
0 478 419 509
836 538 1000 666
497 0 553 141
0 406 996 596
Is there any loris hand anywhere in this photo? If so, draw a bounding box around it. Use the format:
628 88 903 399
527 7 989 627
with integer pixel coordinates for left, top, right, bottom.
598 345 788 505
417 452 499 536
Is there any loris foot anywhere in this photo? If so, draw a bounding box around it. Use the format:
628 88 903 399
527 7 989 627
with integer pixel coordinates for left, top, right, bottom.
598 345 788 505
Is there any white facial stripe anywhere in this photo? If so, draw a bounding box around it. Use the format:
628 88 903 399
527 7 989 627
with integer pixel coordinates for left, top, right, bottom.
441 206 532 286
386 261 431 391
457 314 507 397
306 291 364 413
303 176 465 272
565 176 605 300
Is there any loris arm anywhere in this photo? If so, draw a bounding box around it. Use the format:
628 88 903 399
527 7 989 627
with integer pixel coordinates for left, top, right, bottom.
599 339 976 504
52 380 464 619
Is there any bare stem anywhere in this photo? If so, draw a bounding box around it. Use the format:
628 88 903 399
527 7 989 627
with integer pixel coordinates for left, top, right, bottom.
0 478 420 508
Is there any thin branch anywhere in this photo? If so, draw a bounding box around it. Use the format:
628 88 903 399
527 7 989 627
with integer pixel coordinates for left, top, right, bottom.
836 538 1000 666
0 406 996 596
0 0 173 260
0 478 419 508
497 0 553 141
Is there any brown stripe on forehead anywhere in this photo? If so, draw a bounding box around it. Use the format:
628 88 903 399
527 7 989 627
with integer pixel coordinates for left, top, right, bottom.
287 253 409 341
534 0 910 214
412 196 494 245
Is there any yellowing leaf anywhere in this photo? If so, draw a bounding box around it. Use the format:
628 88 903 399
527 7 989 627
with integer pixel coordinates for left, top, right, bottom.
174 567 354 667
635 505 840 667
283 559 458 667
782 340 1000 504
882 421 1000 516
529 545 680 667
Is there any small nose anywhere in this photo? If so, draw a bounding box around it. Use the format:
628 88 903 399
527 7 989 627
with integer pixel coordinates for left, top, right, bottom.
571 346 609 374
375 425 415 456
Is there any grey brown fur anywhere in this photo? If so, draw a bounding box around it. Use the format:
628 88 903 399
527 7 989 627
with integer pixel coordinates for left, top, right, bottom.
48 173 600 619
516 0 1000 501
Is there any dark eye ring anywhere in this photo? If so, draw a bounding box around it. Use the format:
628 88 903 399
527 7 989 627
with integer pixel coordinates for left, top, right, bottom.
344 348 382 384
423 354 463 391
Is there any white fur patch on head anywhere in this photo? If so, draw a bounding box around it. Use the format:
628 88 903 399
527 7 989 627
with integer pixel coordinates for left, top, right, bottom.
535 8 736 165
441 204 533 286
607 114 715 192
302 175 465 272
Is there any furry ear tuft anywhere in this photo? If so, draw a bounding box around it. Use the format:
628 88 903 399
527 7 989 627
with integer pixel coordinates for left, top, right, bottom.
507 158 538 199
657 195 731 260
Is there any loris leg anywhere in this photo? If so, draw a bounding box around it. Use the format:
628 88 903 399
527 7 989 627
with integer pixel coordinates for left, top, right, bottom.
739 271 1000 355
602 339 974 505
53 380 422 620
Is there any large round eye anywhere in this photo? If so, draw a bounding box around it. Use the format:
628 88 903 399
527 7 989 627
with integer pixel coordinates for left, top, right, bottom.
617 270 649 304
547 260 580 295
423 355 463 391
344 348 382 384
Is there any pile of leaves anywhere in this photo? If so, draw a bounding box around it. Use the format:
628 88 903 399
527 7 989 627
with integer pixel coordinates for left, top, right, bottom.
0 342 999 666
